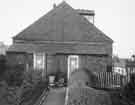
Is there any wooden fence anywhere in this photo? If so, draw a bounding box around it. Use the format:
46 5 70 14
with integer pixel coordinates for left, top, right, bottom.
94 72 129 89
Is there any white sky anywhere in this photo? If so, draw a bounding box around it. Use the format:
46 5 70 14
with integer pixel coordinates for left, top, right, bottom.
0 0 134 58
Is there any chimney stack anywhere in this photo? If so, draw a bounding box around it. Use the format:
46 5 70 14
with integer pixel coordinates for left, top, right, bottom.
53 3 57 8
77 9 95 24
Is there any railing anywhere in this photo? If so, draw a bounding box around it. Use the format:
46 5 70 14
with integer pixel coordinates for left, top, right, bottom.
33 88 49 105
94 72 129 89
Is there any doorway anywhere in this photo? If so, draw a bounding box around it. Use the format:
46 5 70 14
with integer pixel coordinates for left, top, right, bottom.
67 55 79 80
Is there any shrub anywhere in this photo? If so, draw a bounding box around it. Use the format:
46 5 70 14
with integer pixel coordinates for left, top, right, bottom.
67 86 112 105
1 67 47 105
20 79 48 105
15 69 48 105
68 68 97 87
23 69 43 85
4 87 22 105
0 55 6 80
122 73 135 102
4 64 24 86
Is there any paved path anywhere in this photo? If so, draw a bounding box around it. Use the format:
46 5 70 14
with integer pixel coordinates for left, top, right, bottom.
42 88 66 105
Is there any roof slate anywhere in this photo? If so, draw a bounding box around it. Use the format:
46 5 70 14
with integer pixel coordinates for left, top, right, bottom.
13 1 113 43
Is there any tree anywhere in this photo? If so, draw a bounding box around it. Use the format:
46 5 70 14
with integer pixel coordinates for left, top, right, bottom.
122 73 135 103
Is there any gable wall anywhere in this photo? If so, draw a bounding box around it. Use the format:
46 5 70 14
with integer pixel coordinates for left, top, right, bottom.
8 39 112 73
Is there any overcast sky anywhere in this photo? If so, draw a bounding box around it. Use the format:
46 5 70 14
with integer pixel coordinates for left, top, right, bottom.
0 0 134 58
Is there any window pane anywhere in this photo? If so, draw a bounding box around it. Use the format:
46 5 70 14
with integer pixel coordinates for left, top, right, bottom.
68 55 79 74
34 53 45 69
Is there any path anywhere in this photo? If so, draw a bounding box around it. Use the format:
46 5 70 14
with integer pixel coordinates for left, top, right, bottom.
42 88 66 105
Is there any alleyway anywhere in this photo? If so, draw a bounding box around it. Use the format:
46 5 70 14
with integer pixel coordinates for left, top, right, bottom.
42 88 66 105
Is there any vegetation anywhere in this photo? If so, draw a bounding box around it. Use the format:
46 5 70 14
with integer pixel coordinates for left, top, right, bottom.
106 73 135 105
0 55 6 80
20 80 48 105
67 68 112 105
0 65 48 105
4 65 24 86
0 54 48 105
121 73 135 103
19 69 48 105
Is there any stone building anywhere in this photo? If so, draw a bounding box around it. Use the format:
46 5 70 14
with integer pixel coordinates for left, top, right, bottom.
7 1 113 80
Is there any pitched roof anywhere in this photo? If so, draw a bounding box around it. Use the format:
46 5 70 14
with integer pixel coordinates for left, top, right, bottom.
13 1 113 43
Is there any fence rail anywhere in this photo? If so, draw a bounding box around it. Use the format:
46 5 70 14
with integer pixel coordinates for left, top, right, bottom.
94 72 129 89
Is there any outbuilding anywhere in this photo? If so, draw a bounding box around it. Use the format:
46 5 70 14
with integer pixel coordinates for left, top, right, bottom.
7 1 113 81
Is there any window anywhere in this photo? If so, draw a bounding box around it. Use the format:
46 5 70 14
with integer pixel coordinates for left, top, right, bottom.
84 15 94 24
33 53 45 69
68 55 79 79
